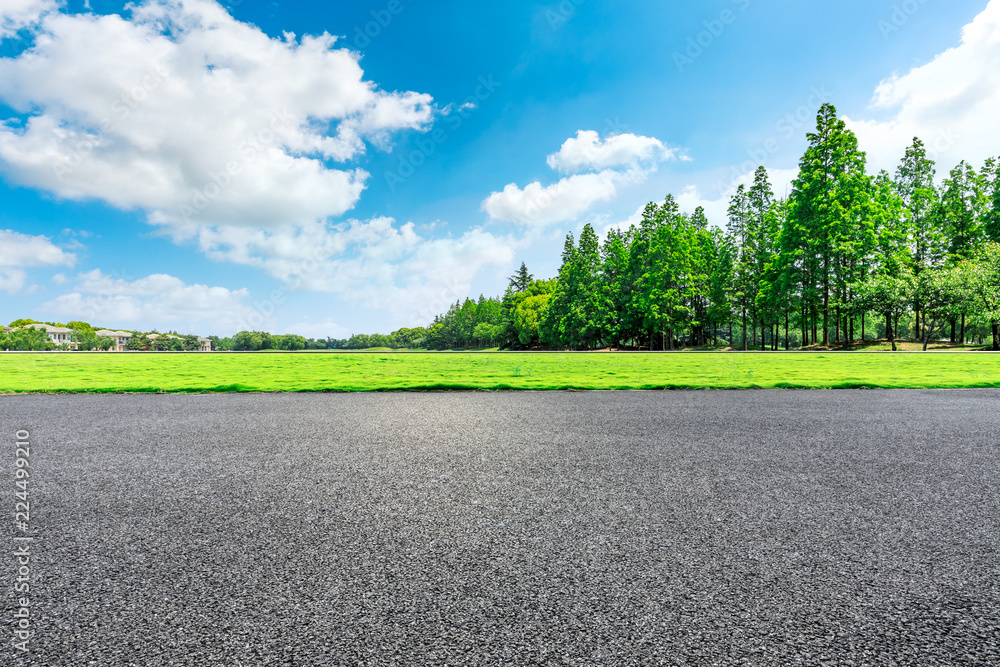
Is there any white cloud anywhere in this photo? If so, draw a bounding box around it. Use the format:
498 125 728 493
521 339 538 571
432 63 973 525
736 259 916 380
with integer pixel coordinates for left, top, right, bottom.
0 228 76 268
482 170 634 227
483 129 680 227
600 204 645 238
191 217 515 325
0 228 75 294
674 167 800 231
0 0 434 231
546 130 682 173
845 0 1000 174
0 0 58 37
39 269 259 335
0 269 28 293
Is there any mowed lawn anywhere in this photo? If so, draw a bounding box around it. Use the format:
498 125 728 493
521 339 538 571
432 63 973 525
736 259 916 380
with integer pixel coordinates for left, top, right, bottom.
1 351 1000 393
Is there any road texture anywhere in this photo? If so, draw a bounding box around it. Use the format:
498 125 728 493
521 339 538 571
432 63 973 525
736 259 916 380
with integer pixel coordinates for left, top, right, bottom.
2 391 999 665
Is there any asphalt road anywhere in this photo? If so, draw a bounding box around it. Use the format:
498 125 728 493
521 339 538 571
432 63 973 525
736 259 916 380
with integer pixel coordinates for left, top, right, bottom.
2 391 999 665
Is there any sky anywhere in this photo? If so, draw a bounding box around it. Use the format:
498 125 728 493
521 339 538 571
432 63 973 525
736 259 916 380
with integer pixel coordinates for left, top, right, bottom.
1 0 998 338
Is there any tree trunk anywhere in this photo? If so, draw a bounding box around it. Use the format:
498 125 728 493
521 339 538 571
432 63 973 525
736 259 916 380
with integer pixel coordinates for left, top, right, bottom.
812 305 818 346
785 310 790 350
992 320 999 351
887 311 896 351
801 304 808 348
915 310 920 340
950 319 956 344
823 270 830 347
922 315 931 352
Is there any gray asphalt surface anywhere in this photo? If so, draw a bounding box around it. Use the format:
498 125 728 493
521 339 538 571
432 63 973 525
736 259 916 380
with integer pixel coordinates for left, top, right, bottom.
2 391 999 666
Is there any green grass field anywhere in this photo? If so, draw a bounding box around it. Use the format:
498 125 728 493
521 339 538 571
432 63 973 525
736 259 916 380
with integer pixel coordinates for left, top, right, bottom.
1 351 999 393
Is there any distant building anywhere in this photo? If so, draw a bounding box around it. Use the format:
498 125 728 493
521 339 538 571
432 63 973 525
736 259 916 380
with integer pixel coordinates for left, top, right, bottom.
4 323 213 352
25 323 77 349
95 330 133 352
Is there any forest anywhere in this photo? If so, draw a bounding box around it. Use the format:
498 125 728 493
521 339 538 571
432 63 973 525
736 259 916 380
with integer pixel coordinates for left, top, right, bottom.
331 103 1000 352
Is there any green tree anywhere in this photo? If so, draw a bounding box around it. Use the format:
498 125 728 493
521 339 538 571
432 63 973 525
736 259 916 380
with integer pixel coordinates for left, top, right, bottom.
854 272 914 351
940 160 987 260
787 103 873 346
983 157 1000 243
599 227 631 349
508 262 533 293
962 242 1000 350
895 137 943 338
915 266 970 351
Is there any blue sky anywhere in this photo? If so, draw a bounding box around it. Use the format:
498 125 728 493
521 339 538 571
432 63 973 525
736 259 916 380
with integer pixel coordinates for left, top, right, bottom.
1 0 998 337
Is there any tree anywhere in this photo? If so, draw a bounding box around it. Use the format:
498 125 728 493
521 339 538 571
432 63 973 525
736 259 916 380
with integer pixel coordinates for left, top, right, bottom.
727 184 752 349
543 225 605 349
895 138 942 338
508 262 533 293
787 103 874 346
599 227 631 349
962 242 1000 350
983 157 1000 243
854 272 914 351
940 160 987 261
915 266 970 351
500 278 556 350
70 326 100 351
127 334 151 351
0 326 50 351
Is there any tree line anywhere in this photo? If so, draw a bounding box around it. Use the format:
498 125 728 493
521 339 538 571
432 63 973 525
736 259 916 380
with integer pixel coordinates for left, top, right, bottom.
328 104 1000 352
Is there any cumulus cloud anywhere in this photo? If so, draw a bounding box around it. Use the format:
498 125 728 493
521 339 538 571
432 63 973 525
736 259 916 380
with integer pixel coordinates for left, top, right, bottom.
845 0 1000 174
191 217 515 324
672 167 799 231
40 270 259 335
0 0 59 37
0 228 75 294
483 129 680 227
0 0 434 231
0 228 76 268
546 130 683 173
482 170 633 227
